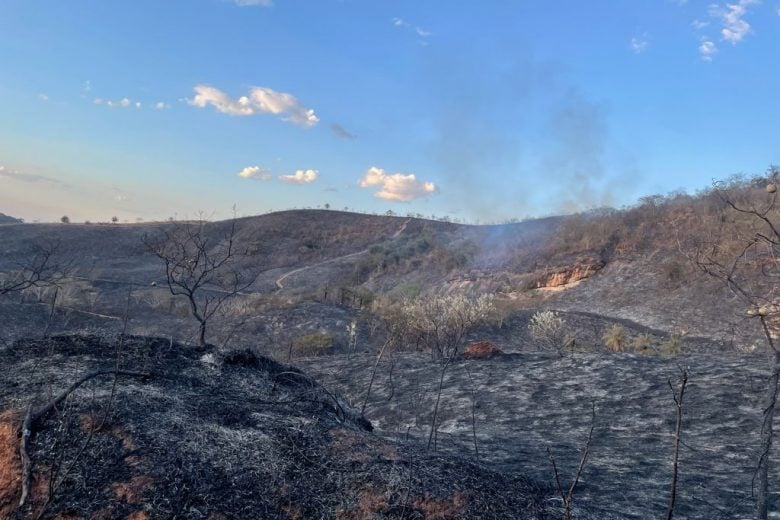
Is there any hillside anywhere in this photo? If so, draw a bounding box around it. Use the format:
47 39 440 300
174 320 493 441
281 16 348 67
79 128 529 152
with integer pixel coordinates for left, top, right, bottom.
0 334 549 519
0 213 22 225
0 179 770 351
0 172 778 518
300 349 776 519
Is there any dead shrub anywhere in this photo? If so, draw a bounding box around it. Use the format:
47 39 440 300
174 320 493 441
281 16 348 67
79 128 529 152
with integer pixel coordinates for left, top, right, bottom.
292 332 334 357
662 333 685 356
602 324 627 352
528 310 569 355
632 333 654 354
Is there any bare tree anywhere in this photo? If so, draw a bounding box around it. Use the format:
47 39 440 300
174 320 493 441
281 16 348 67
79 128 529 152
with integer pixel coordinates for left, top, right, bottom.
361 305 412 416
667 367 689 520
546 402 596 520
143 217 257 350
397 294 495 451
684 167 779 519
0 241 67 297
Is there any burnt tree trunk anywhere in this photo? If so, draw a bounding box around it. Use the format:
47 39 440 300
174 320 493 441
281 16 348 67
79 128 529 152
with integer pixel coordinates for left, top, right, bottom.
667 369 688 520
756 348 780 520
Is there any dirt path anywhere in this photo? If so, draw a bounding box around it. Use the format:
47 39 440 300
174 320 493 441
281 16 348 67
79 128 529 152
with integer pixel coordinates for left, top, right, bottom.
391 218 411 238
275 219 411 291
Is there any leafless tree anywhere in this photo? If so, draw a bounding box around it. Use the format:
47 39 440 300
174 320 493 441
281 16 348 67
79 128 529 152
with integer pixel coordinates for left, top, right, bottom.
546 402 596 520
667 367 689 520
143 217 257 350
684 167 779 519
396 294 495 451
0 241 68 297
464 364 480 460
361 307 411 416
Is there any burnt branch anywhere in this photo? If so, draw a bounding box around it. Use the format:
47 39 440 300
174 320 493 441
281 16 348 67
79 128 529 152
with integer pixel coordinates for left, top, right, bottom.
546 401 597 520
686 169 780 519
0 241 70 296
19 369 150 508
667 367 689 520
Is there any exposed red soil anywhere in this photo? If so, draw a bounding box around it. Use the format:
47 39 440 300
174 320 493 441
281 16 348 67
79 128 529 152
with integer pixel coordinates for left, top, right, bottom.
0 409 22 518
463 340 502 359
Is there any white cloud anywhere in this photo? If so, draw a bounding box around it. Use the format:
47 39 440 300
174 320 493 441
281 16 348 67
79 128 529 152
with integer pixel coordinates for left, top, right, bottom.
279 169 318 184
231 0 273 6
358 166 437 202
630 35 649 53
237 165 271 180
699 38 718 60
709 0 759 44
392 17 432 40
691 19 710 30
37 93 49 102
0 165 63 185
94 97 137 109
188 84 319 127
155 102 171 110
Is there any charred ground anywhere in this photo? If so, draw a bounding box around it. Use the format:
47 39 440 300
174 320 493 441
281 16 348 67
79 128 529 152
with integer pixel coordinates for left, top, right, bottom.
0 334 550 519
1 173 778 519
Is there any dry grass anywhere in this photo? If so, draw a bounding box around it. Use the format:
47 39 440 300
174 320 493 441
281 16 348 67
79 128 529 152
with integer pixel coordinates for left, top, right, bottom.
335 488 390 520
80 414 138 449
123 512 150 520
0 409 22 518
412 492 468 519
0 334 550 519
329 427 399 463
292 331 334 357
112 475 154 504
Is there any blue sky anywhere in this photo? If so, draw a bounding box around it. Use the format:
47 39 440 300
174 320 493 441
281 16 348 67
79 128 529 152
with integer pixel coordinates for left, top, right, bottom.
0 0 778 222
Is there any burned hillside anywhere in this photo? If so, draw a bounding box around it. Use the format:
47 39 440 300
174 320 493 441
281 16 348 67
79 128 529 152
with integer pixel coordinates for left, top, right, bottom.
0 334 550 519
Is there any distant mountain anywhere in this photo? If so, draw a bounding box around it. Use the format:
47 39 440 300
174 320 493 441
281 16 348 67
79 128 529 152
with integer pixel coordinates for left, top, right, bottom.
0 213 21 224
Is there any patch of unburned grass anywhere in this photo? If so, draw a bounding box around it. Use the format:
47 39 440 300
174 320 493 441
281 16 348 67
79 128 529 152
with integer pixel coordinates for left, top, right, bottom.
0 409 22 518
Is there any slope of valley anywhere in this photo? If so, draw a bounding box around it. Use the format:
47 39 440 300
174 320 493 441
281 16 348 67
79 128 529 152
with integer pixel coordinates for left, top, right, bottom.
0 175 778 518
